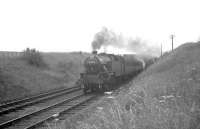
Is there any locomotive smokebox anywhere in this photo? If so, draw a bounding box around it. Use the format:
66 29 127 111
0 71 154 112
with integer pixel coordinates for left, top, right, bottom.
92 50 98 55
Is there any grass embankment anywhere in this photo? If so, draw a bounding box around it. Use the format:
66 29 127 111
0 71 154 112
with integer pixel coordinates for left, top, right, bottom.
0 52 89 103
42 52 89 83
64 42 200 129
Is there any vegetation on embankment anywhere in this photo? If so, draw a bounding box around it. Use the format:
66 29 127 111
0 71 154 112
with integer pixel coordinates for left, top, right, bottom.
42 51 90 83
65 42 200 129
0 49 89 103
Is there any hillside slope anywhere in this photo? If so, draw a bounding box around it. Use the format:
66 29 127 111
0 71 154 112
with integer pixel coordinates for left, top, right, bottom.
42 52 89 81
69 42 200 129
0 52 89 103
130 42 200 128
139 42 200 102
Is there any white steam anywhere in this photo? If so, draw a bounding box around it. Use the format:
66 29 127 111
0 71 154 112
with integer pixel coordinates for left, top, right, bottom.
92 27 160 57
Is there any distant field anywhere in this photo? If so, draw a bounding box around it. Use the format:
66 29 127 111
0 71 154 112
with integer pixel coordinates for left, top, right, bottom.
0 51 90 103
0 51 22 58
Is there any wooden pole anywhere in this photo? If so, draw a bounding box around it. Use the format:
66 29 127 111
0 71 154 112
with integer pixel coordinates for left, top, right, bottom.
161 43 163 57
170 35 174 51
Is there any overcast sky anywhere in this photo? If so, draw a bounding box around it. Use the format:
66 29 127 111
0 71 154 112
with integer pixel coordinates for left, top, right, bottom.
0 0 200 53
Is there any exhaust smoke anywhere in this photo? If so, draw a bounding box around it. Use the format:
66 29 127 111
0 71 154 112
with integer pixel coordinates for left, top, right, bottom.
92 27 124 51
91 27 160 57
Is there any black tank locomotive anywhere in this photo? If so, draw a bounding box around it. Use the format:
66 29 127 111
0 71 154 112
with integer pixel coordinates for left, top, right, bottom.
80 51 145 93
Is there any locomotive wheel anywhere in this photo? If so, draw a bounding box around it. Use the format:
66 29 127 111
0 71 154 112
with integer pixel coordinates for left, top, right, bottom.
83 88 88 94
91 86 95 92
98 84 104 93
110 76 116 89
103 84 109 91
81 84 88 94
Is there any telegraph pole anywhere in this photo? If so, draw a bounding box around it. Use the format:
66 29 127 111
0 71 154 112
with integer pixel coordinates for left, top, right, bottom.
170 34 175 51
161 43 163 57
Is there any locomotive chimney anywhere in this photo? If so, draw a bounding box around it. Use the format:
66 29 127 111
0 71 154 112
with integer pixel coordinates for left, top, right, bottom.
92 50 98 55
103 46 107 53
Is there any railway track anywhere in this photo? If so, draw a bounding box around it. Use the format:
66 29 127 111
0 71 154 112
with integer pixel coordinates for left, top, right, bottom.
0 86 80 115
25 94 96 129
0 84 126 129
0 86 98 129
0 92 96 129
0 84 129 129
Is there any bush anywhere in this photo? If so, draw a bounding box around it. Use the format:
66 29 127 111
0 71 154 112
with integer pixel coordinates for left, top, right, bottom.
145 58 157 68
22 48 47 68
162 51 170 57
56 61 76 73
56 61 80 82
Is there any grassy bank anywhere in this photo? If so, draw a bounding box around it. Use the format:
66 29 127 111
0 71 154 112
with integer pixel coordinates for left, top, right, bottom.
0 51 89 103
63 42 200 129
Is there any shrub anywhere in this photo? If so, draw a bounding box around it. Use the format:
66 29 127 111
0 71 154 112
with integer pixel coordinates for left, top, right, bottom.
145 58 157 68
56 61 76 73
56 61 80 82
162 51 170 57
22 48 47 68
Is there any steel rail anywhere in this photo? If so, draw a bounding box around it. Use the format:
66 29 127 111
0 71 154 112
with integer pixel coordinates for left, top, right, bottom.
0 86 80 115
0 86 80 109
0 92 85 129
25 95 95 129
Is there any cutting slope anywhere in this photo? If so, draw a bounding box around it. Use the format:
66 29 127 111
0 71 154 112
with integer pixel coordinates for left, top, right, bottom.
67 42 200 129
128 42 200 129
0 52 89 103
138 42 200 101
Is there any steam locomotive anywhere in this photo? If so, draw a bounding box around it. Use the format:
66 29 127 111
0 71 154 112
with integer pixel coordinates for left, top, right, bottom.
80 51 145 93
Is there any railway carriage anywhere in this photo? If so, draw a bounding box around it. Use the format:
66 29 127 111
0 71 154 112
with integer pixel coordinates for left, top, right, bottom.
80 51 145 93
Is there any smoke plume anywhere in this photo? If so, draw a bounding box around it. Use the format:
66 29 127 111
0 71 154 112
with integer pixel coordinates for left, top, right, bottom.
127 37 160 56
91 27 160 57
92 27 124 50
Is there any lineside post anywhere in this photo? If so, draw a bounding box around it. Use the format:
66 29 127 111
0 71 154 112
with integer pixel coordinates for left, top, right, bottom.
170 34 175 51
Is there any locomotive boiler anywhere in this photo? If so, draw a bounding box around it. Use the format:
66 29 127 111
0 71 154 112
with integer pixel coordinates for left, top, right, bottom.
80 51 145 93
